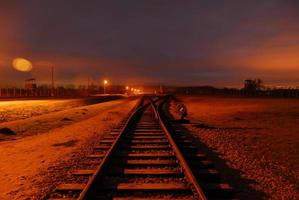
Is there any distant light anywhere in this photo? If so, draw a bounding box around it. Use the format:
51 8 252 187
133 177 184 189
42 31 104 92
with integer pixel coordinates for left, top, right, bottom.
126 86 129 90
12 58 33 72
103 80 108 85
131 88 134 91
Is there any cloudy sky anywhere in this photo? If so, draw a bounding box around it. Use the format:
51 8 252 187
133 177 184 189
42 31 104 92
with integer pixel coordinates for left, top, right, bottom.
0 0 299 87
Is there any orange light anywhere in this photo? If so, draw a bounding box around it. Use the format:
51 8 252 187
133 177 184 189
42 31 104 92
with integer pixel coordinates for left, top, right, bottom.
12 58 33 72
103 80 108 85
126 86 129 90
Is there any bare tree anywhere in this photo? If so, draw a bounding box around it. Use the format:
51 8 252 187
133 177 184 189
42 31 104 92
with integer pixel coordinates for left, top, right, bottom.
244 78 264 91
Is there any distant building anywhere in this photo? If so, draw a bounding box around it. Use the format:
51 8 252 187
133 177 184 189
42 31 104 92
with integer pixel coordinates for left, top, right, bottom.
25 78 37 89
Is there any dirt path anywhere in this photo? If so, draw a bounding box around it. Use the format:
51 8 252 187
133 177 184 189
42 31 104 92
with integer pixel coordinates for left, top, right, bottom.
0 98 138 200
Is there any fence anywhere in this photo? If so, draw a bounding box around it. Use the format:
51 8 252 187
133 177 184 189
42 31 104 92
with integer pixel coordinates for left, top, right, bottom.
0 87 90 98
0 85 128 98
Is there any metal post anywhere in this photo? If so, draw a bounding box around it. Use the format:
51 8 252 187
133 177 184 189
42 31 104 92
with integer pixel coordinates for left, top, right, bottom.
51 66 54 97
87 77 90 96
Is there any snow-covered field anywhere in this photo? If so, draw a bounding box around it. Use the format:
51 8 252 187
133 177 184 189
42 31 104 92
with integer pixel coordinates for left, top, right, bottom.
0 97 138 199
171 95 299 200
0 97 121 123
0 99 83 123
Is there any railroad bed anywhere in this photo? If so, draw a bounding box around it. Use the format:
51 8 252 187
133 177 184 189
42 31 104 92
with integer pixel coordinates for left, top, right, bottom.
47 96 235 200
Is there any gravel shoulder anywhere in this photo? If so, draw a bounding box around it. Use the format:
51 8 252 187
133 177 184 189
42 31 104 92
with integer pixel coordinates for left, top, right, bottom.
0 98 138 200
170 95 299 200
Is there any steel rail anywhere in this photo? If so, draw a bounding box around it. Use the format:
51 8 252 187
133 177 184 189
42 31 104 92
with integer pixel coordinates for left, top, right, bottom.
77 97 146 200
149 97 208 200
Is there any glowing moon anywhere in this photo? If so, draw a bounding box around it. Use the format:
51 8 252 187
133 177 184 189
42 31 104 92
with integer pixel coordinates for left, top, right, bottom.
12 58 33 72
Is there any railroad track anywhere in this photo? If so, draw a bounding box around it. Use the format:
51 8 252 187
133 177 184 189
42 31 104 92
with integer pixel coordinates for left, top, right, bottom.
48 96 235 200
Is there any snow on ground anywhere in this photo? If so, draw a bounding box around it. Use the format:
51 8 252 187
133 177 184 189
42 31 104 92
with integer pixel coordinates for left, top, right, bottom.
0 97 138 200
171 95 299 200
0 97 124 140
0 96 121 123
0 99 88 123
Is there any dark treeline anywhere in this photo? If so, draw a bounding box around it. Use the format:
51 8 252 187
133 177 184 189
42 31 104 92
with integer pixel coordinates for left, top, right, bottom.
173 79 299 98
174 86 299 99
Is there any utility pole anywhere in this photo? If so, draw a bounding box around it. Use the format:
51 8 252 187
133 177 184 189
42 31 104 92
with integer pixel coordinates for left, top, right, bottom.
159 84 163 94
87 77 90 96
103 80 108 95
51 66 54 97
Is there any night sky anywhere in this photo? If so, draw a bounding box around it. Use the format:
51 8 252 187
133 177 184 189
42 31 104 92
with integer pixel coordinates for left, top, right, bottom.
0 0 299 87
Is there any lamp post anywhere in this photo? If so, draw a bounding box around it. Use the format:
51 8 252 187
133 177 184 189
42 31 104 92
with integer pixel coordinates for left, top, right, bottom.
125 86 129 95
103 79 108 95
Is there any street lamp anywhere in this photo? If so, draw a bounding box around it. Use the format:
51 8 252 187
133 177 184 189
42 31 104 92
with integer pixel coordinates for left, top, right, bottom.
125 86 130 95
103 79 108 94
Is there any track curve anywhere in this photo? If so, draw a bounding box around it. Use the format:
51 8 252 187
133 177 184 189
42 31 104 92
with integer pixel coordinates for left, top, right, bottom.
47 96 234 200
